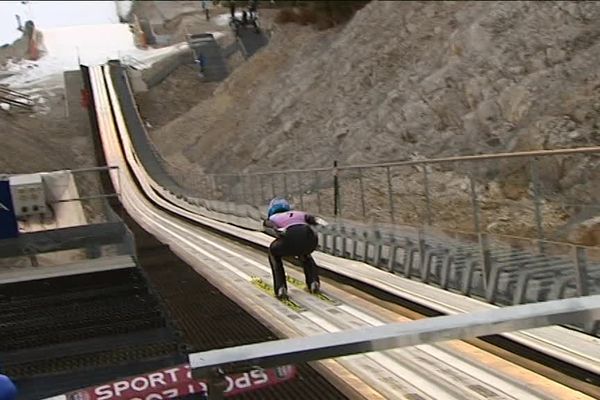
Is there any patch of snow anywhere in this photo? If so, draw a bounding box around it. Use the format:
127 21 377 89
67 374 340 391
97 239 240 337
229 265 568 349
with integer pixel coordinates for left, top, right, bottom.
3 59 39 74
115 1 133 20
209 31 225 40
214 12 244 27
0 23 199 90
0 1 123 46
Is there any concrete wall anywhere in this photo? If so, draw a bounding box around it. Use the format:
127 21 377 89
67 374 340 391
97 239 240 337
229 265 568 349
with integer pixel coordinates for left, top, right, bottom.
140 47 194 88
64 70 90 133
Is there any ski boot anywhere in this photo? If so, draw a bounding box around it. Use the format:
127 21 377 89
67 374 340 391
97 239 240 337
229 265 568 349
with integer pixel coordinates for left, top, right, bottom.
308 281 320 294
276 286 289 300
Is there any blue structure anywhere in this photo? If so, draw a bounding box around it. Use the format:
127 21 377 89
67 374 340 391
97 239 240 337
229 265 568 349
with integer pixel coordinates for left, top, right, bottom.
0 375 17 400
0 180 18 240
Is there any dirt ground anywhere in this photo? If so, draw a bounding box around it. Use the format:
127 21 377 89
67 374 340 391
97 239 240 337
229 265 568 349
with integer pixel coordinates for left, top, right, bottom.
2 1 596 247
0 0 235 221
131 1 235 45
0 86 108 225
135 64 219 131
0 92 95 173
142 1 600 246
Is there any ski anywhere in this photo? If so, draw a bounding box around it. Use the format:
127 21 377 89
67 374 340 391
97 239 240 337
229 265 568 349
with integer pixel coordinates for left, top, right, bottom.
286 276 341 306
250 276 306 313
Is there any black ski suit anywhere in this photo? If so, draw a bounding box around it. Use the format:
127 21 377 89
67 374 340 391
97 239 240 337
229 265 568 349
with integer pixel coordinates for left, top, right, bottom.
263 212 320 294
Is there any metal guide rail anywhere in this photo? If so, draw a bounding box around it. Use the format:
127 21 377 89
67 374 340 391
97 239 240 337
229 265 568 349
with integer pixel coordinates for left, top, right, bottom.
99 62 600 376
189 295 600 375
86 63 600 399
96 61 600 339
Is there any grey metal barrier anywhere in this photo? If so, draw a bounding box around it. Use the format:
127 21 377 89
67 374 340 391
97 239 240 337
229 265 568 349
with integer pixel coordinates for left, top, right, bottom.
155 148 600 334
109 58 599 333
207 147 600 243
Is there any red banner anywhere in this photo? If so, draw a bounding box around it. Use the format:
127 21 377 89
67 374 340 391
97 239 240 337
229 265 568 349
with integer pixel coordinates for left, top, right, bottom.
64 364 297 400
80 89 91 109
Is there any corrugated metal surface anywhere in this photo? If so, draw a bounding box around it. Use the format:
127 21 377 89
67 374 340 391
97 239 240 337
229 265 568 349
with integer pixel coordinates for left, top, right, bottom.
0 267 184 398
129 213 348 400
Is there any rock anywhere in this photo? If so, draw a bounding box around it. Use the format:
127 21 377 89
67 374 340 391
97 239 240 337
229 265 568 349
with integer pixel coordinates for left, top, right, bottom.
462 111 480 138
487 221 500 231
147 1 600 239
508 66 526 75
567 217 600 246
567 130 582 140
485 135 502 147
464 76 489 109
486 181 503 198
493 78 511 93
536 157 561 193
527 54 547 72
424 5 436 18
498 85 531 124
476 99 500 123
546 47 567 65
564 2 580 19
465 23 491 54
575 108 592 124
422 66 453 94
335 129 349 140
282 119 296 133
503 186 525 201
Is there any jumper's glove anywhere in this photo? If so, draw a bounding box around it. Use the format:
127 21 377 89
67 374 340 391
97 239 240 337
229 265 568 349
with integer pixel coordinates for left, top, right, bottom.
262 219 281 237
315 217 329 226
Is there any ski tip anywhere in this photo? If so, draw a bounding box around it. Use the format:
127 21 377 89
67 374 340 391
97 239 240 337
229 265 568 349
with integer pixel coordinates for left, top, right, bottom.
251 276 306 312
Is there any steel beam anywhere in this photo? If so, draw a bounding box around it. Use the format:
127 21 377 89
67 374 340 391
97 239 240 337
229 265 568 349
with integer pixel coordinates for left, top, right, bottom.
0 222 126 258
190 295 600 377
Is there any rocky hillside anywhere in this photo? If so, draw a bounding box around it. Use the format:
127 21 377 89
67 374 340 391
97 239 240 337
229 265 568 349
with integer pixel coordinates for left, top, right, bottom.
156 1 600 166
150 1 600 241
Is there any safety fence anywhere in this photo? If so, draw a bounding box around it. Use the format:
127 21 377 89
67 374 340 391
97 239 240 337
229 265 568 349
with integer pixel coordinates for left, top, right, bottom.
203 148 600 244
159 148 600 332
107 59 599 334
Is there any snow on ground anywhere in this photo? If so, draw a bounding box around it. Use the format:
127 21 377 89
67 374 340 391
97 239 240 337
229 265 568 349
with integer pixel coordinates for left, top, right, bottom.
0 23 191 91
214 12 243 27
0 1 132 46
115 0 133 20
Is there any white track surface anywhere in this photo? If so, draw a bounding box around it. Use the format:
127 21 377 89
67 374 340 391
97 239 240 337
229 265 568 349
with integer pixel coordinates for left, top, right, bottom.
89 64 598 400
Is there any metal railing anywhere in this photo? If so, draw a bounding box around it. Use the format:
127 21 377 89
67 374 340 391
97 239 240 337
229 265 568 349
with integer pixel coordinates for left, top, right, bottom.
158 147 600 315
102 59 600 334
0 166 134 265
190 295 600 376
168 146 600 242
